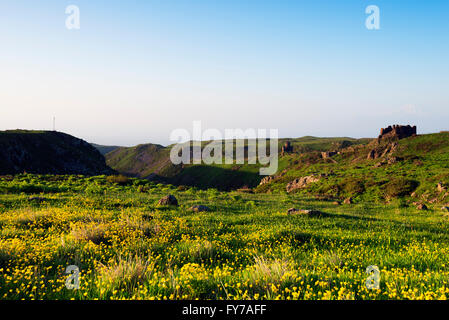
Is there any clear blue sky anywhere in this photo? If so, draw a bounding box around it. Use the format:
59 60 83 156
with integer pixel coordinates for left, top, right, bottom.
1 0 448 146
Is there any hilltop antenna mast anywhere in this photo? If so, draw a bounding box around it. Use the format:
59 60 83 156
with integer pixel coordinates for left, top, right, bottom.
53 116 56 131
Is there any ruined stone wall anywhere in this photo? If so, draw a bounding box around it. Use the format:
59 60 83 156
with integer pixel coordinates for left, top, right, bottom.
378 125 416 140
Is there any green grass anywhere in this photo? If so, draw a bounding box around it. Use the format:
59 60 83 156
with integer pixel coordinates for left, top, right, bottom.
1 174 449 300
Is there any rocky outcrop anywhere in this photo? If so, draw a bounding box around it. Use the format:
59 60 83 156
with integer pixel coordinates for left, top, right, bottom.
258 170 287 186
416 203 428 210
373 156 403 167
259 175 277 186
286 174 324 193
281 141 293 156
367 142 398 160
321 151 338 159
437 183 447 193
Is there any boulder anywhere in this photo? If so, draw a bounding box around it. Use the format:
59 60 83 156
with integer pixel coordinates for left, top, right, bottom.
259 175 276 186
416 204 428 210
189 205 211 212
373 161 385 168
28 197 49 202
286 174 323 193
259 170 287 186
287 208 327 217
301 210 327 217
387 156 401 164
158 195 178 206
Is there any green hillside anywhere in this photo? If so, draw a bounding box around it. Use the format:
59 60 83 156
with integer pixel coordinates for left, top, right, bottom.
102 131 449 205
104 137 368 190
106 143 176 180
256 132 449 205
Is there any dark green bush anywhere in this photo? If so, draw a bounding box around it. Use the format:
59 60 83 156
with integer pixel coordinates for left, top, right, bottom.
254 183 272 194
137 185 151 193
341 178 366 195
384 178 419 198
106 175 130 185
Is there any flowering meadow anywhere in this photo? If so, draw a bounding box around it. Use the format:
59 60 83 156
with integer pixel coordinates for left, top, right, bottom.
1 174 449 300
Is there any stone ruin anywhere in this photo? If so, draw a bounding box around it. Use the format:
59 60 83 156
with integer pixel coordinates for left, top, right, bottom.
281 141 293 156
378 125 417 141
367 125 417 161
321 151 338 159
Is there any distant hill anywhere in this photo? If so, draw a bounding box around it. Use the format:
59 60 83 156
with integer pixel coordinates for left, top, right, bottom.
3 127 447 203
0 130 114 175
105 143 176 180
90 143 122 156
104 137 368 190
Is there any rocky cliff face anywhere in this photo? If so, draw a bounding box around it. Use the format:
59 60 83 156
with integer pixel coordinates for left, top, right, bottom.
0 130 114 175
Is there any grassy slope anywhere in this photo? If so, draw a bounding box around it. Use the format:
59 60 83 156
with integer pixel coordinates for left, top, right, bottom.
1 174 449 300
106 143 175 179
257 132 449 205
105 137 368 190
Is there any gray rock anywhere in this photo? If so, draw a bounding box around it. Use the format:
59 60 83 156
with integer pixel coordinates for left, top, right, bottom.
157 195 178 206
287 208 327 217
28 197 49 202
189 205 211 212
301 210 327 217
286 175 323 193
